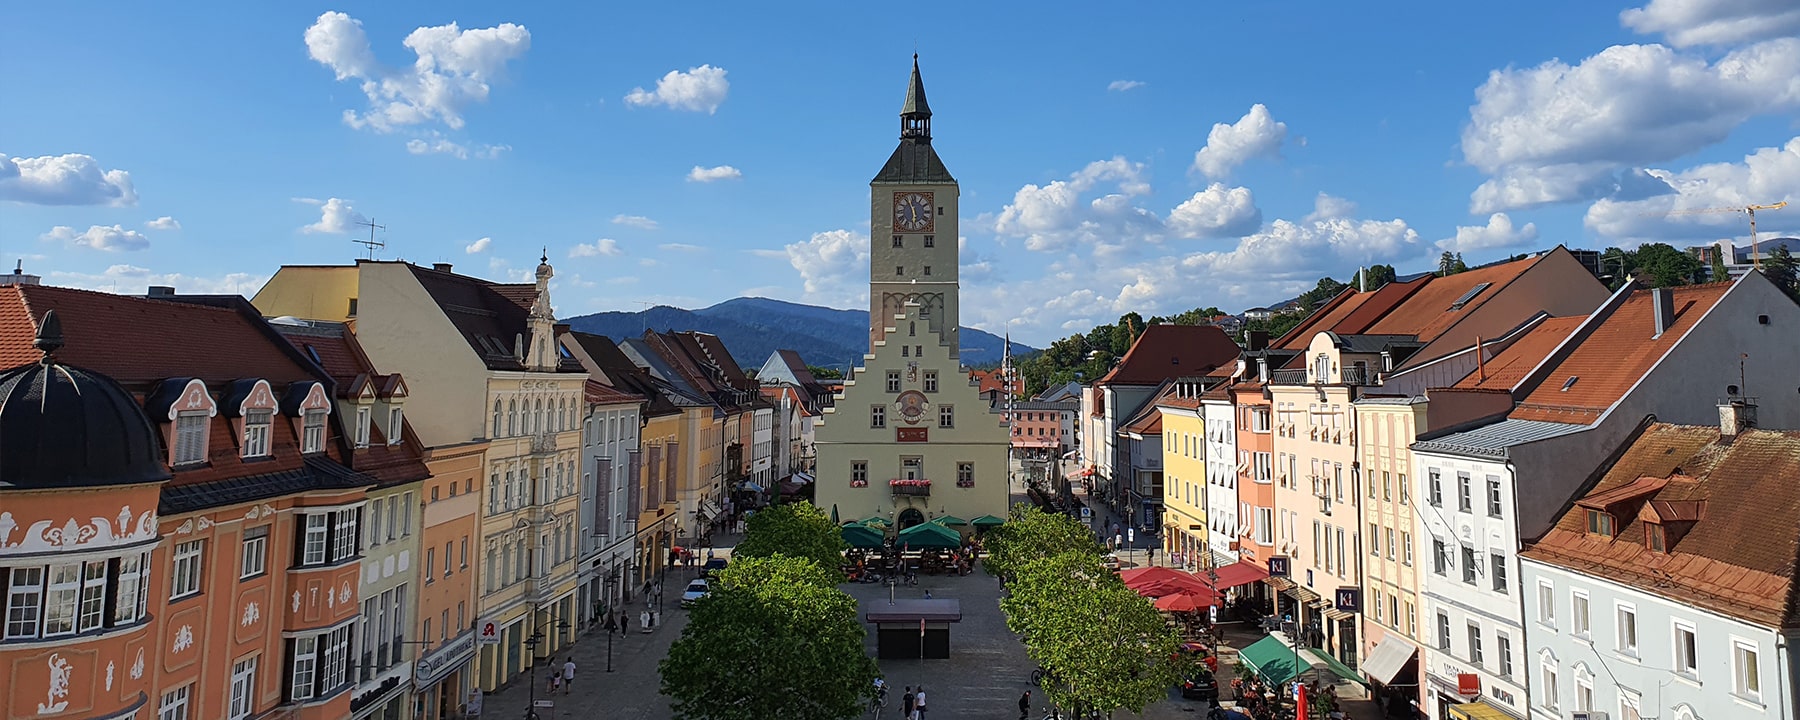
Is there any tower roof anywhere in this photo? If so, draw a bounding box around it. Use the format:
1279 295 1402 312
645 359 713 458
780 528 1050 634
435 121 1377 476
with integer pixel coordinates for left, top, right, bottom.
901 53 931 118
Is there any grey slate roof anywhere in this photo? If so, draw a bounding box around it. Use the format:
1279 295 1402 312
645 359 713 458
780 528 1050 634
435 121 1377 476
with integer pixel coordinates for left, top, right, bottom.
901 55 931 117
988 400 1079 414
873 139 956 184
1326 332 1424 354
1410 419 1586 459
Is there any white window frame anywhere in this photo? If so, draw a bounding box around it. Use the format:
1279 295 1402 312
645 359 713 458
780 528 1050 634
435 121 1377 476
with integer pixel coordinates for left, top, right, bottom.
1615 601 1638 656
302 409 327 453
77 560 107 632
1497 631 1513 678
171 540 203 600
388 406 404 445
113 553 146 625
242 409 272 458
1733 638 1761 699
5 567 44 638
158 685 191 720
303 513 330 566
1536 581 1555 627
290 635 318 700
1572 590 1590 637
938 404 954 429
1540 660 1559 710
241 527 268 579
332 509 360 563
1467 622 1484 666
1672 620 1697 677
354 406 371 447
228 655 257 720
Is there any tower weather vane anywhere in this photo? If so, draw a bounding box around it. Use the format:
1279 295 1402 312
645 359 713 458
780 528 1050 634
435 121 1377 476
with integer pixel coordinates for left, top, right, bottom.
352 217 386 260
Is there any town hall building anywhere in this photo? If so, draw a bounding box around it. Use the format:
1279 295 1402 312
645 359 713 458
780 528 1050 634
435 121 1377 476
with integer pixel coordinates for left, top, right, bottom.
813 56 1010 530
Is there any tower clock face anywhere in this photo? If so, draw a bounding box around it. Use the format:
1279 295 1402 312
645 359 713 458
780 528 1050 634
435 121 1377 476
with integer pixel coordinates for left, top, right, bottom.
893 192 935 233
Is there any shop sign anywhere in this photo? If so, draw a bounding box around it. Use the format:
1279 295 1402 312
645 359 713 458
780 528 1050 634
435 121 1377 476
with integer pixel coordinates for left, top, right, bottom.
1268 556 1290 577
1457 673 1480 696
897 427 928 442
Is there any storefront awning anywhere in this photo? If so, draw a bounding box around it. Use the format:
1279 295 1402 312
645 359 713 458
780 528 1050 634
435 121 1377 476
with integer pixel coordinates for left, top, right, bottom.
1448 699 1518 720
1210 560 1269 590
696 499 718 521
1305 647 1366 686
1361 635 1419 685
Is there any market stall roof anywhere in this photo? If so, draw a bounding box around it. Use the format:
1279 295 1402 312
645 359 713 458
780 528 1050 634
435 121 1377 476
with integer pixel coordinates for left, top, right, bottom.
930 514 968 526
970 514 1006 528
1209 560 1270 590
864 598 963 623
1305 647 1364 686
861 515 891 527
1154 593 1206 612
1235 635 1361 686
896 521 961 549
842 524 886 549
1360 635 1419 685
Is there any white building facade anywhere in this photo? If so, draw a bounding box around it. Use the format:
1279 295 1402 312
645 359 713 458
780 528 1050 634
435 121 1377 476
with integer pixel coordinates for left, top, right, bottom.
1202 393 1239 567
577 389 640 631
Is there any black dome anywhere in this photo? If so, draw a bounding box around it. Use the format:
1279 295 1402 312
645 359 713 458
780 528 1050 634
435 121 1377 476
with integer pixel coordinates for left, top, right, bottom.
0 310 171 489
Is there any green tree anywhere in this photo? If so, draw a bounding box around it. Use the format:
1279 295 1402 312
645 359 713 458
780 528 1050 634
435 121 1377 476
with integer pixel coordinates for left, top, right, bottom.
1001 551 1182 716
1437 251 1470 276
806 365 844 380
1167 306 1225 325
1296 277 1348 310
1352 264 1396 291
714 553 841 591
660 555 878 720
1245 307 1311 342
983 503 1103 579
1764 246 1799 302
1600 246 1639 290
733 503 845 578
1711 251 1730 283
1634 242 1704 287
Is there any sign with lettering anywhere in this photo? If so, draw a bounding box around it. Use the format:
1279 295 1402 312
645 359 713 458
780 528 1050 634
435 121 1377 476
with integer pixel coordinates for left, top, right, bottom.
897 427 929 443
1334 587 1361 613
477 619 500 646
1267 556 1290 577
1457 673 1480 696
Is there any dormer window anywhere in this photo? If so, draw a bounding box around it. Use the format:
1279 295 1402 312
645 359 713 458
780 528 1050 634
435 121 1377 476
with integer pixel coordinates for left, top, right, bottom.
242 410 273 458
1647 524 1667 553
174 412 209 465
354 407 371 448
1585 510 1615 538
388 407 404 445
302 410 327 453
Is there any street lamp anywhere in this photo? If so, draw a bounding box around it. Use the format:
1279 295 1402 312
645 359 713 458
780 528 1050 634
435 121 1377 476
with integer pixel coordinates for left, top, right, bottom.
522 614 573 720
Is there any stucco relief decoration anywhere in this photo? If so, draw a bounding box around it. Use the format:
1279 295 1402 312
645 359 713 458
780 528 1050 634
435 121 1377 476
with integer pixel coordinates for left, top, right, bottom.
172 625 194 652
37 653 72 714
243 503 277 521
338 582 353 605
130 650 144 680
0 506 159 554
292 591 302 612
105 661 114 690
239 380 277 416
170 380 217 420
241 601 260 626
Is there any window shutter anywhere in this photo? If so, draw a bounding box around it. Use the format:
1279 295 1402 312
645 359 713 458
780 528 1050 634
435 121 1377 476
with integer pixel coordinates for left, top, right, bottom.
664 441 679 503
626 450 642 523
595 458 612 535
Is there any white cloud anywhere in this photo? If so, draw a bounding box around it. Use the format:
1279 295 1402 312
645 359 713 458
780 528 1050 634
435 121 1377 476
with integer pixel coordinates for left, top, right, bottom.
1192 104 1288 178
687 165 742 182
1107 80 1145 92
746 248 787 259
304 11 530 132
1462 39 1800 212
569 238 623 257
1621 0 1800 48
299 197 366 234
145 216 181 231
659 243 703 253
624 65 730 114
0 153 137 206
40 224 151 252
405 134 508 159
1436 213 1541 252
612 214 659 230
465 237 492 253
47 264 266 296
1585 135 1800 240
782 229 870 307
994 156 1163 252
1166 183 1262 239
1303 193 1359 223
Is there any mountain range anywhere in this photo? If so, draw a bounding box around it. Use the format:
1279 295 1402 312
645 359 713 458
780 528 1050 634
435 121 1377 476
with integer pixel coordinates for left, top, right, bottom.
562 297 1038 372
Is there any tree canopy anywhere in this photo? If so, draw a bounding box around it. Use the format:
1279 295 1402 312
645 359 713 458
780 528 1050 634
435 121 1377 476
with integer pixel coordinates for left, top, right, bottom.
1437 251 1470 276
982 503 1104 579
1000 551 1182 715
1765 246 1799 302
732 503 846 579
1634 242 1704 287
660 555 877 720
806 364 844 380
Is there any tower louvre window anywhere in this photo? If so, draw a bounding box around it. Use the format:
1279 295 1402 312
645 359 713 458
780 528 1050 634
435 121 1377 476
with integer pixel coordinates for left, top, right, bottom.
896 266 904 276
924 235 934 247
892 236 903 248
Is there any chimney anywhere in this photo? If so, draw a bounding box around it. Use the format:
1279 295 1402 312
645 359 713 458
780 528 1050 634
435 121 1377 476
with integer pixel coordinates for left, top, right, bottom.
1719 397 1758 438
432 262 454 273
1247 330 1270 352
147 286 175 298
1652 287 1676 337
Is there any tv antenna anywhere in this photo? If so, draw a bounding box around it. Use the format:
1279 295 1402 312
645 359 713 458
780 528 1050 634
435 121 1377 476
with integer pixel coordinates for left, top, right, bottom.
352 218 387 260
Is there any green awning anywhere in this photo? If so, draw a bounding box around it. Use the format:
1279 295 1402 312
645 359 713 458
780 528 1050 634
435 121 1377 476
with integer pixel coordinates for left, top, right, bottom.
896 522 961 549
841 524 886 549
931 514 968 526
971 514 1006 528
860 515 891 527
1305 647 1365 686
1235 635 1307 685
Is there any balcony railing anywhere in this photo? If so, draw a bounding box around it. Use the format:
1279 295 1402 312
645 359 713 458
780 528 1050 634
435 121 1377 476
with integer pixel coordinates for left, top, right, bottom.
1270 369 1309 385
1341 366 1373 385
890 480 931 497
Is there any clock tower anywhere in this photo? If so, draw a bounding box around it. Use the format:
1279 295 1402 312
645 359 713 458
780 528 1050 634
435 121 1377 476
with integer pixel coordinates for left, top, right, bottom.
814 55 1010 532
869 54 960 354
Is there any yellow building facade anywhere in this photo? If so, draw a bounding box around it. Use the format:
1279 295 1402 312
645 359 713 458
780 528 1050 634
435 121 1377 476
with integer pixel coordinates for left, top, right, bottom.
1354 399 1426 674
1157 389 1208 567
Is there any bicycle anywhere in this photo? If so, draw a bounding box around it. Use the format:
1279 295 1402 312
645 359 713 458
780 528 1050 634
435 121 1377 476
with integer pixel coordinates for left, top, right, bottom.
868 682 888 717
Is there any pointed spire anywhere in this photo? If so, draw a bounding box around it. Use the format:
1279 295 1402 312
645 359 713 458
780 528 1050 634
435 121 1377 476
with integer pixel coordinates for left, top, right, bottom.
902 53 931 118
34 310 64 364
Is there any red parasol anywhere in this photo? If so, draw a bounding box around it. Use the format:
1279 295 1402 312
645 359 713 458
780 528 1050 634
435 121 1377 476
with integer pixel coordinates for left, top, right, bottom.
1155 593 1207 612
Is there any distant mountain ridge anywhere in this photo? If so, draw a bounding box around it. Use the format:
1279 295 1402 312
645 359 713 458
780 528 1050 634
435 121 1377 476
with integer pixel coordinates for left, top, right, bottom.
562 297 1037 371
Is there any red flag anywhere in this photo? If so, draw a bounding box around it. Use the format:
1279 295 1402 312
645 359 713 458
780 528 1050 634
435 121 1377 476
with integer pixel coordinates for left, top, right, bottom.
1293 682 1307 719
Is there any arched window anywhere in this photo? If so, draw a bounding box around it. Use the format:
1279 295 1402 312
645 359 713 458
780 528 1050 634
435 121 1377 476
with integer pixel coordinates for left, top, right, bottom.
492 400 503 437
534 399 545 434
1313 353 1331 382
507 399 517 436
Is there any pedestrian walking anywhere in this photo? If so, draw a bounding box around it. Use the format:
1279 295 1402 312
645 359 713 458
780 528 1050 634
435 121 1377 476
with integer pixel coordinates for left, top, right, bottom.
902 686 915 720
548 668 561 695
1018 690 1030 720
562 657 575 694
914 685 927 719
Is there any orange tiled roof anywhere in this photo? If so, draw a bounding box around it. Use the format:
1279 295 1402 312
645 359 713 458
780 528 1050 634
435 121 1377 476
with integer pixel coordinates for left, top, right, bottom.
1122 411 1162 435
1098 324 1241 385
1364 258 1537 341
1523 424 1800 628
1453 316 1586 391
1511 283 1732 423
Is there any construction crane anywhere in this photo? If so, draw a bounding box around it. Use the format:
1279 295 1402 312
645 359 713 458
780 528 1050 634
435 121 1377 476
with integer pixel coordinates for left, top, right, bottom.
1656 201 1789 267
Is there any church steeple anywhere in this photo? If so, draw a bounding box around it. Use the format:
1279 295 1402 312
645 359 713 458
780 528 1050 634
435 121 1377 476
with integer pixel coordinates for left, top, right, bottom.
901 53 932 141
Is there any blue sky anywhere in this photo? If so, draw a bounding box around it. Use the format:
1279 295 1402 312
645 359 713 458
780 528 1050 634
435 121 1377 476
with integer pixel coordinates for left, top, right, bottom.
5 1 1799 346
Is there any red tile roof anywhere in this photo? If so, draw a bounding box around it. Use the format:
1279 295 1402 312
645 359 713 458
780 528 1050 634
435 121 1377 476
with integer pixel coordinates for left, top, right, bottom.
271 322 430 486
1364 258 1537 341
1098 324 1241 385
1523 424 1800 628
1511 283 1732 423
585 378 643 405
1452 316 1586 391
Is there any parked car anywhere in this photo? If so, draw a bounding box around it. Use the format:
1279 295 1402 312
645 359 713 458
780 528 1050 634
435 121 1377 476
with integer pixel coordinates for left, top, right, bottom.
680 579 710 607
701 558 728 578
1180 670 1219 701
1101 553 1122 571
